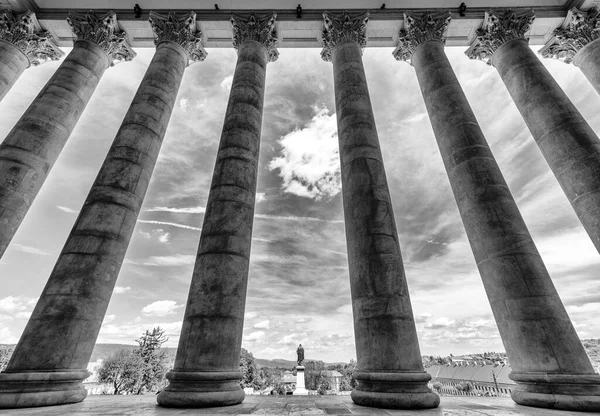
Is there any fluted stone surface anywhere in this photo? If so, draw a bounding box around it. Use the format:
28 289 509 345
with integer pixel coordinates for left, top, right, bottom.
0 11 134 260
158 12 276 409
322 11 438 410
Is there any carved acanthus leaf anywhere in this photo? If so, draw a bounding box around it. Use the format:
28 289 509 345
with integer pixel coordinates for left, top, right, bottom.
231 12 278 63
0 10 64 66
67 10 136 65
539 7 600 64
149 11 207 64
393 11 451 63
465 9 535 65
321 11 369 62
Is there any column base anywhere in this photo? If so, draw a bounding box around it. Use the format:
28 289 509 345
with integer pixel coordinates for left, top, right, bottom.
510 372 600 412
0 370 90 408
157 370 244 408
351 371 439 409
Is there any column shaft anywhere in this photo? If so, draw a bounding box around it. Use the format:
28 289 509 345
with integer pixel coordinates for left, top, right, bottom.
157 40 267 408
331 40 438 409
0 41 29 101
0 41 187 408
413 40 600 411
574 39 600 95
494 39 600 255
0 40 109 258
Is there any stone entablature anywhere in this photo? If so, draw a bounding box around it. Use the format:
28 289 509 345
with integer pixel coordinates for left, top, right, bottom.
0 9 63 65
148 11 207 64
539 7 600 63
67 10 136 64
393 11 451 63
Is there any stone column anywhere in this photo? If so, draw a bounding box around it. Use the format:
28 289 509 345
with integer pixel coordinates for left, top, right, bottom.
0 11 135 260
0 11 195 409
539 7 600 95
0 10 63 101
400 11 600 412
157 12 278 408
467 9 600 256
320 11 438 410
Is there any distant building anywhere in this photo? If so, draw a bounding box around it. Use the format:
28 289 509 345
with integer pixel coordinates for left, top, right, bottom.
426 364 515 397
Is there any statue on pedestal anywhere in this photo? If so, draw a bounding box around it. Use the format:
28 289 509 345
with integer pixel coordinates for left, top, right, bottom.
296 344 304 366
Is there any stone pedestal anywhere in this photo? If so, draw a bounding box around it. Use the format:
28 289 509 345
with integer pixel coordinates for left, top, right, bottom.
321 11 438 410
157 12 278 409
0 13 197 410
465 10 600 412
294 366 308 395
0 11 134 260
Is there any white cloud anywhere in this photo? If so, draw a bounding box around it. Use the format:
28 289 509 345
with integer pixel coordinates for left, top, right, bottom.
0 296 37 319
179 98 189 112
139 228 171 243
268 106 341 200
103 314 116 324
56 205 78 214
10 243 50 256
256 192 266 203
141 300 184 317
220 75 233 92
113 286 131 294
245 311 258 319
243 331 265 342
253 320 270 329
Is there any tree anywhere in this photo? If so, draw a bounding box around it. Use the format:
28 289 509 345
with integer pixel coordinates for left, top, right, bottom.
95 327 172 395
0 348 13 372
134 327 171 394
304 360 327 391
97 349 143 395
239 348 262 390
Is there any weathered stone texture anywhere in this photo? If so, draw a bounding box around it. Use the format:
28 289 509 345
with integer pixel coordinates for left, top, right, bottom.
413 38 595 378
573 38 600 94
493 38 600 256
158 39 269 408
0 40 110 259
0 40 188 409
0 41 29 100
329 39 438 409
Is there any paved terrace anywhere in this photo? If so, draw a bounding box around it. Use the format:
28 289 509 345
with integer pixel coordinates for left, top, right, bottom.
0 395 598 416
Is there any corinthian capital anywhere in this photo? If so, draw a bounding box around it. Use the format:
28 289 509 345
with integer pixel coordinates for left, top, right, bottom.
539 7 600 64
231 12 278 63
466 9 535 65
149 11 207 64
67 11 136 65
0 10 64 66
321 11 369 62
393 11 451 63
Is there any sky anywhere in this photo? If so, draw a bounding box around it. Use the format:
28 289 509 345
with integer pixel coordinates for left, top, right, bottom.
0 43 600 364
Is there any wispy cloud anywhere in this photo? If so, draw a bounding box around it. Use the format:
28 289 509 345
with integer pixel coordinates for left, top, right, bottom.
144 206 206 214
56 205 79 214
127 254 195 267
11 243 50 256
136 219 201 231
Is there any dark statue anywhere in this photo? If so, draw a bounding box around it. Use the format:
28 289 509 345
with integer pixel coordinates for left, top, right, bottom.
296 344 304 366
